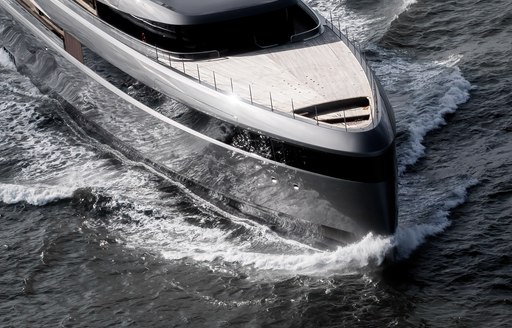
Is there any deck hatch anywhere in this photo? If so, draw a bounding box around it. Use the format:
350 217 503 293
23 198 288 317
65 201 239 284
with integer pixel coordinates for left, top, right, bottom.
293 97 370 118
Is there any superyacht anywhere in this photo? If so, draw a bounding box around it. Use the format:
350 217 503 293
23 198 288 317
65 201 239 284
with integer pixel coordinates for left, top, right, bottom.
0 0 398 243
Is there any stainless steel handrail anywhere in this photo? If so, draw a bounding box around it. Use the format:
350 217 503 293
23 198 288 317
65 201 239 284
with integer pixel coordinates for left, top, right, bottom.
144 14 381 132
322 14 380 129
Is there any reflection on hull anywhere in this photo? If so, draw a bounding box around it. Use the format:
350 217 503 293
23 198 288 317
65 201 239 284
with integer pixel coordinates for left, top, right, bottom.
0 0 397 244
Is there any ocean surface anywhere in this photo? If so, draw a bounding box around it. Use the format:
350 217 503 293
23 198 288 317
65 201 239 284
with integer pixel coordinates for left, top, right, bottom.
1 0 511 327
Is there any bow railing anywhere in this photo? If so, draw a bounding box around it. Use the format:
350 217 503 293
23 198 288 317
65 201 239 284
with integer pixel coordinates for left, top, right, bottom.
143 13 381 132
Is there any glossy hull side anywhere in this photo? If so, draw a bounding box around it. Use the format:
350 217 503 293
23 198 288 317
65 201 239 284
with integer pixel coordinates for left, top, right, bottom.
0 1 397 242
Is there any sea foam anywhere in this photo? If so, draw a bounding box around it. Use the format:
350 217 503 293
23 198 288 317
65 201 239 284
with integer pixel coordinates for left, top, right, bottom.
394 177 478 259
374 54 472 173
103 174 478 279
0 47 16 70
0 183 76 206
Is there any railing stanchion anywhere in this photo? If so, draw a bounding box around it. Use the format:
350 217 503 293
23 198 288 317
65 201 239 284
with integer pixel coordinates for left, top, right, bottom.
182 61 186 74
371 74 376 128
197 64 201 83
269 92 274 111
314 106 319 125
291 99 295 119
230 78 234 93
338 20 342 39
370 69 374 98
249 84 253 104
343 109 348 132
213 71 217 91
370 98 375 129
169 54 172 68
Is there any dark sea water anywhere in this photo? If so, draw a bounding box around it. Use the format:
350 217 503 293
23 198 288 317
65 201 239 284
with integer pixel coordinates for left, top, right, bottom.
1 0 511 327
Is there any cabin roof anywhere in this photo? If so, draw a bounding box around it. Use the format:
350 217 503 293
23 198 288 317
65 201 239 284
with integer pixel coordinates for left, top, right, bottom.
98 0 299 25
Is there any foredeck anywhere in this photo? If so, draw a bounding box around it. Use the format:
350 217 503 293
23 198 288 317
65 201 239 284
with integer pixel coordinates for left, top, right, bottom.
24 0 376 130
66 0 374 129
158 29 374 128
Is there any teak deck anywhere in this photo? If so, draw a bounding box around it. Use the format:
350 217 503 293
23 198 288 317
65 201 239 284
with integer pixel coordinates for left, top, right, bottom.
172 30 373 125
